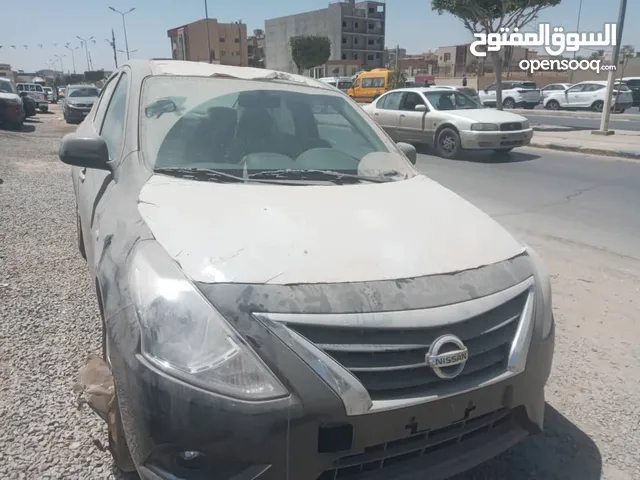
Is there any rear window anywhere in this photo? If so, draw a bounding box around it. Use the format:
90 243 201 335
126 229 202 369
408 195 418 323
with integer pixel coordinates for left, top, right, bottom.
614 83 631 92
625 79 640 87
68 87 100 97
520 82 537 89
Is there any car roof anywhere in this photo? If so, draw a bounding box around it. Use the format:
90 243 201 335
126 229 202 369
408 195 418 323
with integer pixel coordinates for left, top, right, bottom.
66 84 98 88
386 87 456 94
122 59 336 92
0 77 13 82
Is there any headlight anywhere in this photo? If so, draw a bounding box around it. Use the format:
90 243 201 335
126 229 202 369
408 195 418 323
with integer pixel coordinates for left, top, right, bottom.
471 123 499 131
526 246 553 338
6 97 22 105
129 241 288 400
521 120 530 129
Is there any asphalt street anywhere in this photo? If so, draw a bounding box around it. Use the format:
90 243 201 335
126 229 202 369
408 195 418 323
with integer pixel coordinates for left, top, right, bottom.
1 108 639 480
515 106 640 131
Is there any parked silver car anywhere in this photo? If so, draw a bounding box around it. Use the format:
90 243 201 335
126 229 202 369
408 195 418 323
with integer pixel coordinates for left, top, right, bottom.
62 84 99 123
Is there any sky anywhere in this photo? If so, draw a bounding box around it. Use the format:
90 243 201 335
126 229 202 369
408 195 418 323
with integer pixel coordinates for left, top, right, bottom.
1 0 639 73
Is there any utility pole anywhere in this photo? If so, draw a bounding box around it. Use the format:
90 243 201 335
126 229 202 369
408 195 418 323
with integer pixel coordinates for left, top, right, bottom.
594 0 626 136
109 7 135 60
54 54 65 76
106 29 118 68
65 45 78 73
76 36 94 71
204 0 212 62
568 0 583 84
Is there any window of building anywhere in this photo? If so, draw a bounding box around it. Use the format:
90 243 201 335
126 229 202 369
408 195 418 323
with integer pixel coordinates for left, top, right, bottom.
376 53 381 58
369 7 374 13
354 22 359 28
354 54 358 60
443 53 451 62
367 54 374 60
354 38 358 45
368 23 374 29
377 38 382 43
234 38 240 43
343 37 347 44
221 51 226 56
342 53 347 60
219 38 225 42
368 39 374 45
342 21 347 27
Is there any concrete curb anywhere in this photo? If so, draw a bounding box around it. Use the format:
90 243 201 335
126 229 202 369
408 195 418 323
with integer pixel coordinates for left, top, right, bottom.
512 108 639 120
529 142 640 160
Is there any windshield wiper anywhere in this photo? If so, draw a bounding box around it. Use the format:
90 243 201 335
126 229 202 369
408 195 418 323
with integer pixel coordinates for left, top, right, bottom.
155 167 246 183
247 169 393 184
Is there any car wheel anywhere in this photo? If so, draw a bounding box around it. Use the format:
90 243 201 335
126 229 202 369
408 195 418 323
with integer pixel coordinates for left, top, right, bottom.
591 101 604 112
503 98 516 109
76 210 86 259
101 315 136 473
436 127 461 159
546 100 560 110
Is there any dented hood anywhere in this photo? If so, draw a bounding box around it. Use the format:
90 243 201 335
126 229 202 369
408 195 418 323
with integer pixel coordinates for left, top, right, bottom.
138 174 524 285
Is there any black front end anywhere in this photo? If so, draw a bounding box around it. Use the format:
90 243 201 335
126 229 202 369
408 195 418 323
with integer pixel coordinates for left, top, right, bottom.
108 255 554 480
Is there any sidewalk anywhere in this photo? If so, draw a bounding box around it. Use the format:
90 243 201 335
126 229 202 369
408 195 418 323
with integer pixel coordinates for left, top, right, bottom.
531 125 640 159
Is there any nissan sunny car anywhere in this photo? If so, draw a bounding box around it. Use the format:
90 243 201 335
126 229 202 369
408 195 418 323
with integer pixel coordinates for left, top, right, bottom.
60 59 555 480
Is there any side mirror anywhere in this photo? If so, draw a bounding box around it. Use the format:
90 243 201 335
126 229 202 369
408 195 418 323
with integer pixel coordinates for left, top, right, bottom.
414 104 427 112
59 133 111 171
397 142 417 164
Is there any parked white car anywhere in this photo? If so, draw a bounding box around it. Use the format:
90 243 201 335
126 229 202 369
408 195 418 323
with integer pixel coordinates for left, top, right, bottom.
539 83 572 101
543 81 634 112
478 81 541 109
361 87 533 158
16 82 48 112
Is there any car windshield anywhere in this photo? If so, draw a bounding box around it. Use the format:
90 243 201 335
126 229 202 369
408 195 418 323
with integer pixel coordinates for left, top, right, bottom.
44 87 52 92
424 90 481 110
68 87 99 97
0 80 16 94
140 76 415 183
458 87 478 97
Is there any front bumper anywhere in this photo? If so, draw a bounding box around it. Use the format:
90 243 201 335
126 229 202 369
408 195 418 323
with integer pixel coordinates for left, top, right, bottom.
0 102 25 124
65 106 91 120
109 308 554 480
613 101 632 111
459 128 534 150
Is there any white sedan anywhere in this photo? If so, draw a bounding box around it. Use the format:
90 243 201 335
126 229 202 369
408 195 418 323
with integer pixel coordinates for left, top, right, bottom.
543 81 634 112
361 87 533 158
540 83 572 101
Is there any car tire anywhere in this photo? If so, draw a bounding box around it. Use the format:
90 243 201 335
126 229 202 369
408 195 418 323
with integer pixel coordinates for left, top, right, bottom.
76 210 87 260
591 101 604 112
545 100 560 110
101 311 136 474
503 98 516 109
436 127 461 159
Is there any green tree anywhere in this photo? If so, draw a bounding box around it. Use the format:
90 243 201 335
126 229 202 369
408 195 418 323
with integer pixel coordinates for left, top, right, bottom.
431 0 561 109
289 36 331 74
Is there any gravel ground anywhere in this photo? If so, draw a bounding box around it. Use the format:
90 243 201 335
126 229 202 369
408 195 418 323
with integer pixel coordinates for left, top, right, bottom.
0 106 638 479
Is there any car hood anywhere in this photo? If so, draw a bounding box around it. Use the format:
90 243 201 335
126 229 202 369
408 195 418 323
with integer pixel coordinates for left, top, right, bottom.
66 96 96 104
0 92 20 101
440 109 528 123
138 174 525 284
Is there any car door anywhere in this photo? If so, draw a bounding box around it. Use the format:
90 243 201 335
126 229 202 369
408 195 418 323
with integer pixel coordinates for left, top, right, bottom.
626 79 640 105
74 73 121 267
371 91 403 140
481 83 498 105
583 84 605 108
564 84 587 107
397 92 429 143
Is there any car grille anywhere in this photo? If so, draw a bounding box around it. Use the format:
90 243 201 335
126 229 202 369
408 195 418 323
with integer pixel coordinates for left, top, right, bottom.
284 291 527 401
500 122 522 131
74 103 91 108
317 409 515 479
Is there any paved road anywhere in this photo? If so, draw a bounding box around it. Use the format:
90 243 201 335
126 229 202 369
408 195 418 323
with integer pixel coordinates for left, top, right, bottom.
416 147 640 480
1 109 639 480
523 111 640 132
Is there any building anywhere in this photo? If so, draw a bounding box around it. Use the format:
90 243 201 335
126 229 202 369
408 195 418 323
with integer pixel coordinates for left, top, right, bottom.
248 29 266 68
437 44 529 76
0 63 13 80
383 47 406 69
397 53 438 77
265 0 386 77
167 19 248 66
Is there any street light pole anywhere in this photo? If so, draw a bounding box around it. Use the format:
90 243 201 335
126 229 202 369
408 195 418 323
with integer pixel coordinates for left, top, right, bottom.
106 29 118 68
568 0 583 84
76 36 94 71
54 54 65 75
109 7 135 60
204 0 212 62
65 45 77 73
594 0 627 135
